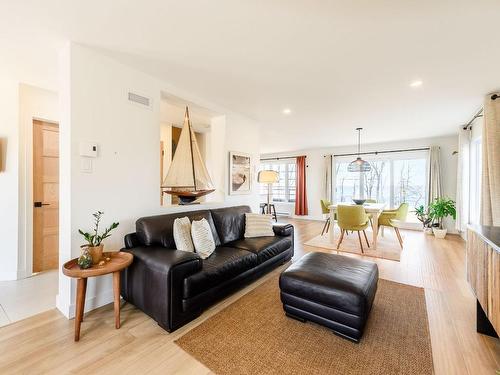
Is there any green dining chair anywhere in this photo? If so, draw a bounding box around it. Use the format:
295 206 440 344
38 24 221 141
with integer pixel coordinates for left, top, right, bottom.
336 205 370 253
378 203 409 248
364 199 377 227
320 199 334 235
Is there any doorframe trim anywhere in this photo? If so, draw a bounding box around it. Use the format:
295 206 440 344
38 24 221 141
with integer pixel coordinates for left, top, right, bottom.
21 117 59 279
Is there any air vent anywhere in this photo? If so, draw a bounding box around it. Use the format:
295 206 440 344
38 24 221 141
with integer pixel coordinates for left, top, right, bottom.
128 92 152 108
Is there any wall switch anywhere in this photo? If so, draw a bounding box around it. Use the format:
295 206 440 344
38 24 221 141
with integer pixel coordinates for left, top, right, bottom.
79 142 98 157
81 158 93 173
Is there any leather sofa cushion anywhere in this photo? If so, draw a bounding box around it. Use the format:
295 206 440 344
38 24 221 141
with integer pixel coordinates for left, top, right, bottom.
227 236 292 263
136 210 221 248
279 252 378 317
210 206 251 244
183 247 257 299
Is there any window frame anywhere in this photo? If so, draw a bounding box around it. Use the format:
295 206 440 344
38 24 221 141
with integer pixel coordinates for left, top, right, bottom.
333 150 429 220
259 160 297 203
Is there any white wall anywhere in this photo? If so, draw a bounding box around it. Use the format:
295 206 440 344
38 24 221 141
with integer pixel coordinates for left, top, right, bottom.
0 80 58 282
262 135 459 231
0 75 20 280
57 44 261 317
223 113 261 209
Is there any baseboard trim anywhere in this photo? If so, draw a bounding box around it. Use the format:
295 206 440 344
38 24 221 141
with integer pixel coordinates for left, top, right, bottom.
57 290 115 319
0 271 18 281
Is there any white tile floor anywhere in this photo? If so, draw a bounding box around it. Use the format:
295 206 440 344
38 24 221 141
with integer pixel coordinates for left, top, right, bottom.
0 270 58 327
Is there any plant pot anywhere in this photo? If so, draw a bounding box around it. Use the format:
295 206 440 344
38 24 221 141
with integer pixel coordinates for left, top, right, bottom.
432 228 448 239
423 227 433 235
88 244 104 264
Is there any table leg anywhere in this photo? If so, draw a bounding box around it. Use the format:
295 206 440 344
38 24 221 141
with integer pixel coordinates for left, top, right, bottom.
74 277 87 341
329 208 337 244
371 211 380 250
113 271 121 329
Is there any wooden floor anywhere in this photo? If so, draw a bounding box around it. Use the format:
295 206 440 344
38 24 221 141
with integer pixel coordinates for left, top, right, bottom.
0 219 499 374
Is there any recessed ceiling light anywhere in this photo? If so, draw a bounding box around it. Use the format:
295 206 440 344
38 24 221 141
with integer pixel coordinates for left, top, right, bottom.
282 108 291 115
410 80 423 88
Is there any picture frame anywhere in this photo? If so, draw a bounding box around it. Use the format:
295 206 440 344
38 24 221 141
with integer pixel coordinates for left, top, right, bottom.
229 151 252 195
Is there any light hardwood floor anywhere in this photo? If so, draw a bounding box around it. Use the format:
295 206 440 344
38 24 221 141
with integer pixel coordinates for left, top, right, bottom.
0 219 499 374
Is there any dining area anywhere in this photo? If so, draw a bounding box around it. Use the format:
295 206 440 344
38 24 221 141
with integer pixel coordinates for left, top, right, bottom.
313 199 409 259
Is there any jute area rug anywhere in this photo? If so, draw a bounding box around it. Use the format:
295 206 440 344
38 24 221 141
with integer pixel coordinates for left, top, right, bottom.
304 228 402 261
176 275 433 375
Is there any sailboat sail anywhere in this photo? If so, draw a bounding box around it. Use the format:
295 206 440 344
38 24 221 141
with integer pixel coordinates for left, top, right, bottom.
162 107 214 203
163 116 194 188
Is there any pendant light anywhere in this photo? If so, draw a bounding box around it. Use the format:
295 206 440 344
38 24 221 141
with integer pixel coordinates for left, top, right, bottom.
348 128 371 172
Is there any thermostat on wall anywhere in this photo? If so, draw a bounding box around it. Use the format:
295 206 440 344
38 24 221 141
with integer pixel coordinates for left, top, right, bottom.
79 142 98 157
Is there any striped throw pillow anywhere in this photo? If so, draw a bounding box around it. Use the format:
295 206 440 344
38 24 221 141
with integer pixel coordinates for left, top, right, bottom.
191 218 216 259
244 213 275 238
173 217 194 252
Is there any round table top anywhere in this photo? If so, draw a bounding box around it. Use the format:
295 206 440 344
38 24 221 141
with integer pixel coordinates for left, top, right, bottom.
62 251 133 278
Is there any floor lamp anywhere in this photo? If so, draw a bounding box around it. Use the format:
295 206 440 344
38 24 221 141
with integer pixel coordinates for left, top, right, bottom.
258 170 279 214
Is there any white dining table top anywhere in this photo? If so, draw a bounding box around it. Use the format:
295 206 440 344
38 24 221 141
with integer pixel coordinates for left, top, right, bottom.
328 202 386 212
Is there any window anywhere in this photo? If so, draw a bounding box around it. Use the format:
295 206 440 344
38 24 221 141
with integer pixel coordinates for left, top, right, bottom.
335 151 428 222
469 138 482 224
259 161 296 202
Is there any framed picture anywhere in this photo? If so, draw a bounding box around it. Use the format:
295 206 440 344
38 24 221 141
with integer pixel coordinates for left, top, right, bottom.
229 151 251 195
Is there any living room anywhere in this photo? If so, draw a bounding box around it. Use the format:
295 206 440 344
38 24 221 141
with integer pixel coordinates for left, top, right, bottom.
0 2 499 374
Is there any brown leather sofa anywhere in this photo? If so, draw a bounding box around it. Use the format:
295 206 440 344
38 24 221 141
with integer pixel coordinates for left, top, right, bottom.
120 205 294 332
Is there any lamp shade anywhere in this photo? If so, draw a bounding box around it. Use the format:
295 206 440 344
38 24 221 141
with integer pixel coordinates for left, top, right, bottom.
348 157 372 172
258 170 279 183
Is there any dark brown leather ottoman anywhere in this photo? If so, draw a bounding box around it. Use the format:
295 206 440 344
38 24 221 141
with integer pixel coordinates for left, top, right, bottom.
279 252 378 342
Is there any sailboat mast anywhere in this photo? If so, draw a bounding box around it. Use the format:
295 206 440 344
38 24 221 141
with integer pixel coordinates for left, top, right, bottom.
186 107 197 190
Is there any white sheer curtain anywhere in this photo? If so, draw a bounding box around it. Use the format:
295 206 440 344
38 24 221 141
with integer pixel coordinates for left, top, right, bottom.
455 127 470 236
427 146 442 206
323 155 333 202
481 93 500 226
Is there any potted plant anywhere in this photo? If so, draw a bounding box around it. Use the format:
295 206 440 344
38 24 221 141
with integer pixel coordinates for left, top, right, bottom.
428 198 456 239
78 211 119 264
415 205 433 234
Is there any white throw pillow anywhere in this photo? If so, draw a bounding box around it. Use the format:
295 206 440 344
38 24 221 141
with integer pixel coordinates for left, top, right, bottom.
173 216 194 252
244 213 275 238
191 218 216 259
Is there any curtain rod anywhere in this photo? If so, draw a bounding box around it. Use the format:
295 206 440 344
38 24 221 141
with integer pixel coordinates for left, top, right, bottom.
260 155 305 161
331 147 430 158
463 107 483 130
463 93 499 130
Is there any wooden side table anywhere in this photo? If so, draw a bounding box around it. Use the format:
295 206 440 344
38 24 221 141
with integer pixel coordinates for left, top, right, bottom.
62 251 133 341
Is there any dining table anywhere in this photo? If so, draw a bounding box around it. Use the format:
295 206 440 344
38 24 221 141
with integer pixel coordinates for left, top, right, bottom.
329 202 387 250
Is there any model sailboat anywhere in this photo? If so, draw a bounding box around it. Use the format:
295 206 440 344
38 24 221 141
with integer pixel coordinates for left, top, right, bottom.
162 107 215 204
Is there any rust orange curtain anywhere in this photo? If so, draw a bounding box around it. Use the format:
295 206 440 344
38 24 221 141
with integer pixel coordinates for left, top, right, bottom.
295 156 308 215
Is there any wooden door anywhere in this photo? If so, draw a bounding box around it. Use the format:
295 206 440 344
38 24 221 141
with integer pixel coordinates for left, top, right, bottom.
33 120 59 273
160 141 164 205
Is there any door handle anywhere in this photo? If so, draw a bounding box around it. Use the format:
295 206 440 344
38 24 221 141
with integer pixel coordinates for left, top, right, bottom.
34 202 50 207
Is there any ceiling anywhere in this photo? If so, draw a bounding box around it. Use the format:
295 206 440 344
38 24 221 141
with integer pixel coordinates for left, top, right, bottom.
2 0 500 153
160 94 217 132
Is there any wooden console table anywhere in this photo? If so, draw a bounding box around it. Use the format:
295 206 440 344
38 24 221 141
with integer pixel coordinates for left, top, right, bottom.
62 251 133 341
466 225 500 338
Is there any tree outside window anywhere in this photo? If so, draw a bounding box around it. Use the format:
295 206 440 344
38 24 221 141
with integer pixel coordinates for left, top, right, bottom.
335 154 427 222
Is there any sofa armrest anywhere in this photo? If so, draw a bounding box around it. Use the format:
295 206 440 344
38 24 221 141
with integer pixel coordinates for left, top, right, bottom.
273 224 294 237
119 247 202 331
124 232 141 249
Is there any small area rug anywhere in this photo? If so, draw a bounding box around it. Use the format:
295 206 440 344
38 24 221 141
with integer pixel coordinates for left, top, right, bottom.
304 228 401 261
175 275 433 375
